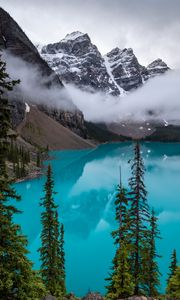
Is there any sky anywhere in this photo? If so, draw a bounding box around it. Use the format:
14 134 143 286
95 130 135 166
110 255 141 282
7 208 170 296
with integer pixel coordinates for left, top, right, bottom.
1 0 180 68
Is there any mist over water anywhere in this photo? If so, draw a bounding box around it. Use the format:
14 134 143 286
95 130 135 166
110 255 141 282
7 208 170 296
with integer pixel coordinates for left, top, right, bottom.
14 142 180 296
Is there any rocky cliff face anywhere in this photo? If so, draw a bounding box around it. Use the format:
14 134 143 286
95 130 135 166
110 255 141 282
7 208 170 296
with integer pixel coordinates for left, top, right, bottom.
0 8 86 137
0 8 61 87
39 104 87 137
41 31 120 95
40 31 169 95
104 47 145 92
147 58 169 77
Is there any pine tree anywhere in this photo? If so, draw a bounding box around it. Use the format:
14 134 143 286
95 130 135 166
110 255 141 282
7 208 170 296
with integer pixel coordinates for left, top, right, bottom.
7 139 30 178
54 211 66 296
166 266 180 300
142 209 161 297
112 170 129 245
0 57 18 167
0 55 46 299
128 141 150 295
36 151 41 167
167 249 177 283
39 165 66 297
106 244 134 300
106 172 134 299
59 223 66 294
46 144 49 153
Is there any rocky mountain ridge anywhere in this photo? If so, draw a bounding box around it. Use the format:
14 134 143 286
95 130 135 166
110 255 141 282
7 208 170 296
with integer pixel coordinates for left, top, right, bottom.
40 31 120 95
40 31 169 94
0 8 86 137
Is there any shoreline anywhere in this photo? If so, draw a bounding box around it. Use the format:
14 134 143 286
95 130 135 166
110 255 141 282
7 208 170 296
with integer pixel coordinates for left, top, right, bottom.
15 169 43 183
14 139 180 184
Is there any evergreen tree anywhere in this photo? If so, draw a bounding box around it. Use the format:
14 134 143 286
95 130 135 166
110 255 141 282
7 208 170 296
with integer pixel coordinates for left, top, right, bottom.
39 165 66 297
166 266 180 300
36 151 41 168
54 211 66 296
142 209 161 297
106 244 134 300
167 249 178 283
7 139 30 178
59 223 66 294
128 141 150 295
0 55 46 299
106 172 134 299
46 144 49 153
112 170 130 245
0 56 18 166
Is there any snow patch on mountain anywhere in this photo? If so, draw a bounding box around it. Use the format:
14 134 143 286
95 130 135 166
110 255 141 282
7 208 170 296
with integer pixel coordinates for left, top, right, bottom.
25 102 30 113
104 55 126 95
61 31 86 42
39 31 169 97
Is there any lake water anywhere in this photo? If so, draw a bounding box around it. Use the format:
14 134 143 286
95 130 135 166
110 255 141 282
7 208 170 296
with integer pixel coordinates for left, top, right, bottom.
14 142 180 297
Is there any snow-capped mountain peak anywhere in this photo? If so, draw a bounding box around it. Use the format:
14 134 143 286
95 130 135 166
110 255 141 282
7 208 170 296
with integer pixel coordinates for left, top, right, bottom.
40 32 169 96
61 31 89 42
104 47 145 91
147 59 169 76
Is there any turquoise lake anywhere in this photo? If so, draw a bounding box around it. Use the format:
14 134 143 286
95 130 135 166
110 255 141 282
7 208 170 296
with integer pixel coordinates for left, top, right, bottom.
14 142 180 296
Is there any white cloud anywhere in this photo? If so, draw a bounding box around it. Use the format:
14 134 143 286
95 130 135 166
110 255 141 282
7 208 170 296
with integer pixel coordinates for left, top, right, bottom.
3 52 75 111
1 0 180 67
66 70 180 124
158 211 180 224
4 51 180 126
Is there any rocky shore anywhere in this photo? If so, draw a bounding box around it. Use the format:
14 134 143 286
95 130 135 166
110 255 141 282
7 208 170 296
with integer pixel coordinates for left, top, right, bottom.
43 293 160 300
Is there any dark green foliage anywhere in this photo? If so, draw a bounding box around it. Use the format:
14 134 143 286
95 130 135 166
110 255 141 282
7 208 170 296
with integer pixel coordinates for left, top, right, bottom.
107 142 162 299
128 142 150 295
7 140 31 178
144 125 180 142
106 244 134 300
0 58 19 168
7 141 30 165
113 184 131 243
59 223 66 294
39 165 66 298
85 121 130 142
46 144 49 153
141 209 161 297
106 143 162 298
106 180 134 299
53 211 66 295
167 249 178 283
0 55 46 299
36 151 41 168
166 266 180 299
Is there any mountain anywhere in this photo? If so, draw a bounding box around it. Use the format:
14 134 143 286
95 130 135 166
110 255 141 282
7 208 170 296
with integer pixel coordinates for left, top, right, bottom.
0 8 86 137
40 31 169 95
0 8 61 87
40 31 120 95
17 105 94 150
0 8 173 144
147 58 170 77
